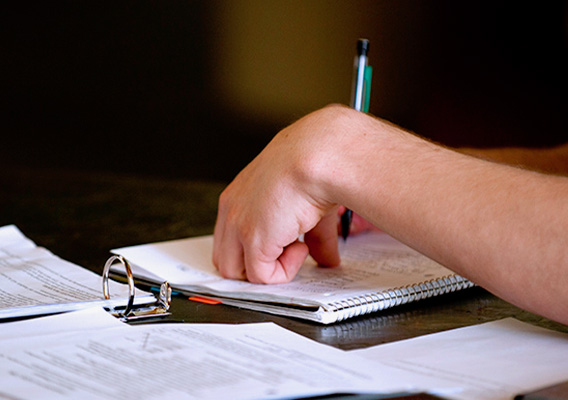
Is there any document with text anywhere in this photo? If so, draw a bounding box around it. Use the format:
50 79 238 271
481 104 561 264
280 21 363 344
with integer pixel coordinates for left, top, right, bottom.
0 225 154 320
0 308 419 400
1 309 567 400
351 318 568 400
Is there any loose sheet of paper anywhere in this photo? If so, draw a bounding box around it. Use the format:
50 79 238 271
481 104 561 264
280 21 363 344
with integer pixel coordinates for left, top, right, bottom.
0 225 153 319
113 232 462 307
0 308 417 400
1 310 566 400
350 318 568 400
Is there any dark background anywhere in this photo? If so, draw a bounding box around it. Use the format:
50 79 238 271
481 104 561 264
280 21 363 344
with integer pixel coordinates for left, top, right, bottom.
2 1 567 183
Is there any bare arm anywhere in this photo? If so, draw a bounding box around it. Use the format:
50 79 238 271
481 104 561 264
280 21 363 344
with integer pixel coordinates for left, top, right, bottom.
214 105 568 324
345 143 568 238
332 111 568 323
460 143 568 175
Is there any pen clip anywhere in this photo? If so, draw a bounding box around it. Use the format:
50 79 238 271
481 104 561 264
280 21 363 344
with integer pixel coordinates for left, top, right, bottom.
363 65 372 113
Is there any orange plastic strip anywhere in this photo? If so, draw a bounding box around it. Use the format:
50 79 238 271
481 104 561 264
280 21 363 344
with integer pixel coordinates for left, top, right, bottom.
188 296 222 305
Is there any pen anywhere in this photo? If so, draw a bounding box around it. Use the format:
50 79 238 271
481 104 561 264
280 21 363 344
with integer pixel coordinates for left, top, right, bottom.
341 38 372 240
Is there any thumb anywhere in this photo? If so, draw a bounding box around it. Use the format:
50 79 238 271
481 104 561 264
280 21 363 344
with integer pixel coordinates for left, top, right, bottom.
304 210 340 267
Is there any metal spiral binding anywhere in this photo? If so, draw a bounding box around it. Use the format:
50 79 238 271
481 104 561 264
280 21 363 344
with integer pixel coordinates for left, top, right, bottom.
325 275 475 322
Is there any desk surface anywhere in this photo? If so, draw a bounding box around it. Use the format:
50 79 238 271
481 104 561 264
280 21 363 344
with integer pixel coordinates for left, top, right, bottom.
1 166 566 350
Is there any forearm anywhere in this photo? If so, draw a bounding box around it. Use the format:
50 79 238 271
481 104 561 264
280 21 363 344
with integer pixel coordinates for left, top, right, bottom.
320 110 568 323
214 104 568 323
460 144 568 175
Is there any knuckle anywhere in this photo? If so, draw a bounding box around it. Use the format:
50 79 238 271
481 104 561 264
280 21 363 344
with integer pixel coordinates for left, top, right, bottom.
218 190 230 210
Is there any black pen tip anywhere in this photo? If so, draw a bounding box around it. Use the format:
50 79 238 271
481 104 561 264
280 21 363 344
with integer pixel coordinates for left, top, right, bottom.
340 209 352 241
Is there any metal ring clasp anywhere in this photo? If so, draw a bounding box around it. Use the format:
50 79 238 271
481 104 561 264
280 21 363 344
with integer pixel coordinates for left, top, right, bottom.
102 255 135 318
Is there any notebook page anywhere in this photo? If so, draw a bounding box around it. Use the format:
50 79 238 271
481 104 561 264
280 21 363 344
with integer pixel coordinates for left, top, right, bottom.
114 232 460 307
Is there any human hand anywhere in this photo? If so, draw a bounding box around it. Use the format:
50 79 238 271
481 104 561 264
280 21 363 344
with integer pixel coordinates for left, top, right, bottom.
213 105 358 284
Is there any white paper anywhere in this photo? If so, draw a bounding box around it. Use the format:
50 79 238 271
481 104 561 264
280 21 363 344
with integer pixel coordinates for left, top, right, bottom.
350 318 568 399
0 225 154 319
0 306 125 341
113 232 468 307
0 311 417 400
2 312 565 400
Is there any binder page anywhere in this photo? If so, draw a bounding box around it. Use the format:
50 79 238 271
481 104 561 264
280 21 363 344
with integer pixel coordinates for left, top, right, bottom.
0 306 124 341
0 311 422 400
0 225 153 319
114 232 459 307
350 318 568 400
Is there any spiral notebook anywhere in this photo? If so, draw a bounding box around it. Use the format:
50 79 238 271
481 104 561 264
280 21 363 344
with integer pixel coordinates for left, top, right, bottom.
111 232 475 324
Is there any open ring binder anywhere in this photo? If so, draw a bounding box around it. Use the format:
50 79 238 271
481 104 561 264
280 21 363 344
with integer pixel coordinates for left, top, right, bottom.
102 255 172 322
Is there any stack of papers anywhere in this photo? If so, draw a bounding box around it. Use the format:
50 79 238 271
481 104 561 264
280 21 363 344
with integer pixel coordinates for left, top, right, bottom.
1 308 567 400
1 224 567 399
0 225 154 320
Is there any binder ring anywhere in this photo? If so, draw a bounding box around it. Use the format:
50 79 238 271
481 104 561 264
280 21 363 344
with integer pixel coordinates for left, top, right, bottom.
102 255 135 318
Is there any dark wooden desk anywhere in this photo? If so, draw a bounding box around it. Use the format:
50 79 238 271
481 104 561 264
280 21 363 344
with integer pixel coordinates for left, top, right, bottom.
1 166 566 350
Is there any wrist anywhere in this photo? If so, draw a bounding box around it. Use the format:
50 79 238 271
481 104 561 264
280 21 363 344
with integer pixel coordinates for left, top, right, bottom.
312 107 401 209
294 105 373 209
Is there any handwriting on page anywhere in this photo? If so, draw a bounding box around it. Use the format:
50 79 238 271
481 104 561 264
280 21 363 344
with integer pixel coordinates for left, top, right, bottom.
291 249 447 293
